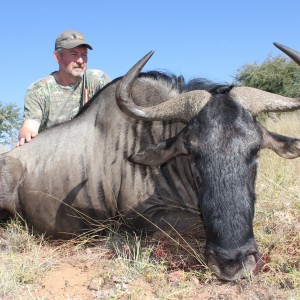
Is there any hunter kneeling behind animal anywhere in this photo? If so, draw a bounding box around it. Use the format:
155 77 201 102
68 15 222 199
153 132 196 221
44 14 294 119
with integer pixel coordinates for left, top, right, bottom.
17 29 111 147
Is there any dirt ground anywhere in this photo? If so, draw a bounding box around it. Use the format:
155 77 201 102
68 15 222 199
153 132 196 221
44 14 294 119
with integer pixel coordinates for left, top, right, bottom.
16 242 297 300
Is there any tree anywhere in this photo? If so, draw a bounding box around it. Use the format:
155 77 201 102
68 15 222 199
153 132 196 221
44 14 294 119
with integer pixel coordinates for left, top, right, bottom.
0 102 22 148
234 54 300 97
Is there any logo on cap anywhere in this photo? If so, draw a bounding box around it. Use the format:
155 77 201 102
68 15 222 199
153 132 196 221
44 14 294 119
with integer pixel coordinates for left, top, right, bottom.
55 30 93 50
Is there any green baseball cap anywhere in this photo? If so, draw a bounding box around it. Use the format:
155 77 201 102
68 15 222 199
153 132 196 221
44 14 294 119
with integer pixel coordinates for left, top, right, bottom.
55 30 93 50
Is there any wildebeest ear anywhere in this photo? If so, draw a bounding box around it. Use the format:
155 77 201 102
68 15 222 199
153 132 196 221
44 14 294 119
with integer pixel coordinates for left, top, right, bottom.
128 135 188 166
260 124 300 158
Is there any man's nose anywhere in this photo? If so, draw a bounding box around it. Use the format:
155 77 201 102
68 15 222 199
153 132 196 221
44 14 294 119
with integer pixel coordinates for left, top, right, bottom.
76 57 84 64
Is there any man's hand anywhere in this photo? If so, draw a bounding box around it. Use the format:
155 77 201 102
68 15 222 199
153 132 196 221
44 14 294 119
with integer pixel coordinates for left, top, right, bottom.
16 120 40 147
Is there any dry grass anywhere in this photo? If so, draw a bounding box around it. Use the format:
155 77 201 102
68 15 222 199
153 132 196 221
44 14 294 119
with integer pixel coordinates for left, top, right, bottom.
254 112 300 292
0 112 300 299
0 219 57 298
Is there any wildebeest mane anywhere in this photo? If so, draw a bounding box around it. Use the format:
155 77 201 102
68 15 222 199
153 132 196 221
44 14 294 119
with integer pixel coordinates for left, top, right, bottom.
77 71 234 117
139 70 234 95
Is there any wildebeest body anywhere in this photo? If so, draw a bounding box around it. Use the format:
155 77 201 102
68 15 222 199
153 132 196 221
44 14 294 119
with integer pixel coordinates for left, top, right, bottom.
3 76 196 237
2 45 300 281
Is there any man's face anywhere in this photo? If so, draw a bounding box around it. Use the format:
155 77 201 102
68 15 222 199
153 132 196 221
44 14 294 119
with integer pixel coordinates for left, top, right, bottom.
56 46 88 78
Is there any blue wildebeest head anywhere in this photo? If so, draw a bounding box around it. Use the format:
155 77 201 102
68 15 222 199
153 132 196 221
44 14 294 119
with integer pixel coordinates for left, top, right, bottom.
115 46 300 281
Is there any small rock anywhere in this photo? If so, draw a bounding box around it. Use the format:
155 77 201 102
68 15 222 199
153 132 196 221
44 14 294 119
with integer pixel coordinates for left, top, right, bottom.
89 277 105 291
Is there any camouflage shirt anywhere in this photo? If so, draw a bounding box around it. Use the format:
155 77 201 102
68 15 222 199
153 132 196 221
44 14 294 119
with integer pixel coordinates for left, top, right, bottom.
24 69 111 132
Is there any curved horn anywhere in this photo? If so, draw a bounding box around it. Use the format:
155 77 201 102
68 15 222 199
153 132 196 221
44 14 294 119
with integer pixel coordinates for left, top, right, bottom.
274 42 300 66
116 51 155 119
230 86 300 115
229 43 300 115
116 52 212 122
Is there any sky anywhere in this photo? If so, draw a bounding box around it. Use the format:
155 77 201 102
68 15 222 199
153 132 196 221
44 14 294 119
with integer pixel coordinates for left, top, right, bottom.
1 0 300 113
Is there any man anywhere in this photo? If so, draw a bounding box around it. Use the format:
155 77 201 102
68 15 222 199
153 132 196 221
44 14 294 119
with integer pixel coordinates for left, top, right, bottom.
17 29 111 146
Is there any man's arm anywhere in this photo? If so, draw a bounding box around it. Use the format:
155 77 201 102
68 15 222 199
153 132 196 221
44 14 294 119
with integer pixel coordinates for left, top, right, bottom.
17 79 47 147
16 119 40 147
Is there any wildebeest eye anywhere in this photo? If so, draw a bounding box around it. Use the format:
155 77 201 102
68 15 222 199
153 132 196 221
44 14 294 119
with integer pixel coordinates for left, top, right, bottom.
248 147 260 163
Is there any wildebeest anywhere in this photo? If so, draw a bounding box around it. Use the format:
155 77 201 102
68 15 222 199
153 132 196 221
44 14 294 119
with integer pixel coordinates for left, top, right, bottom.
1 43 300 281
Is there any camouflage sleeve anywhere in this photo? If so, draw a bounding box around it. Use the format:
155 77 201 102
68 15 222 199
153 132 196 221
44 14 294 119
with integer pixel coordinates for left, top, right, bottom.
86 69 111 98
23 80 49 128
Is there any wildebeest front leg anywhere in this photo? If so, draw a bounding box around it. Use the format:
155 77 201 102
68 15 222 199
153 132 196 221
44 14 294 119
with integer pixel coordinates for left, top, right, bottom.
151 210 204 235
128 204 204 237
